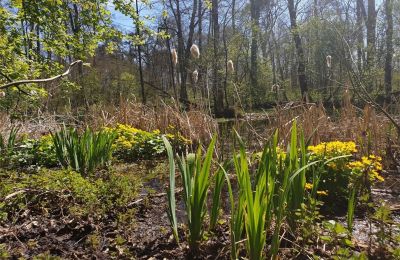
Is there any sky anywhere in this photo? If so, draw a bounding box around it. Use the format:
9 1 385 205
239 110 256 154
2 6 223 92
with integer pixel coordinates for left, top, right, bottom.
108 0 386 33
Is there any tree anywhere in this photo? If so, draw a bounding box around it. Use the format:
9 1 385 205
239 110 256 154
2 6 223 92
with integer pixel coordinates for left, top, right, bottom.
212 0 224 116
287 0 308 101
384 0 394 103
250 0 261 105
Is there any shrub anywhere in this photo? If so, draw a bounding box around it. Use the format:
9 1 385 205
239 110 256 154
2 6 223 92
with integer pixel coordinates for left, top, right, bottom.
109 123 190 162
307 141 384 205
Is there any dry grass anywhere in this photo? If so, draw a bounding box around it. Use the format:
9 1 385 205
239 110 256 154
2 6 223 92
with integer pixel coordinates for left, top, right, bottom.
264 89 398 160
85 99 217 143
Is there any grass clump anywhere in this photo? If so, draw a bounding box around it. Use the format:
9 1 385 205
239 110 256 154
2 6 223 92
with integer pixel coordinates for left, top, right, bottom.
163 135 217 250
52 126 117 176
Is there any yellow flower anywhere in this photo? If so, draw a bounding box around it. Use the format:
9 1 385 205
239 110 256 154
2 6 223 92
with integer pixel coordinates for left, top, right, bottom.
308 141 357 158
317 190 328 196
305 183 313 190
347 154 384 182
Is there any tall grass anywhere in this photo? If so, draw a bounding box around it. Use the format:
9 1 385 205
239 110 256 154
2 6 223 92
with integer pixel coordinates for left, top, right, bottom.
52 126 116 175
0 126 18 155
0 126 19 166
162 135 179 243
164 121 358 258
163 135 217 251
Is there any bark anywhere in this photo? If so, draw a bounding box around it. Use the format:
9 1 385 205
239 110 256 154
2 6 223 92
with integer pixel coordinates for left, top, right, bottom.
197 0 206 99
170 0 197 107
250 0 260 105
366 0 376 90
135 0 146 104
183 0 198 101
356 0 364 72
212 0 224 116
384 0 393 102
173 0 187 103
287 0 308 101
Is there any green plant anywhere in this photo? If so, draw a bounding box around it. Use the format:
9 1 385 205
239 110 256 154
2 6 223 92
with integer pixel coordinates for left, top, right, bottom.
321 220 353 248
177 135 216 250
52 126 116 175
162 135 179 244
0 126 19 166
209 159 232 231
373 203 393 248
163 135 216 251
234 138 268 260
110 124 189 162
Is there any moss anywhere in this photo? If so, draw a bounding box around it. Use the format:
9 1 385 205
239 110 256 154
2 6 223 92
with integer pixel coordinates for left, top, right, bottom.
0 168 140 221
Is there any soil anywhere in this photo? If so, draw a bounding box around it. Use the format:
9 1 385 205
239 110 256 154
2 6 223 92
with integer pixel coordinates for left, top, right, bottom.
1 164 399 259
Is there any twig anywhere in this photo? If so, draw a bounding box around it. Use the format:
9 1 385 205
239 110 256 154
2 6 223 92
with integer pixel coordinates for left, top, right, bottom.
0 60 83 90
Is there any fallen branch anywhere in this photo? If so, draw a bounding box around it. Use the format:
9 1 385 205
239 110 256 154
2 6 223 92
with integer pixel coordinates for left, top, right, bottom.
0 60 83 90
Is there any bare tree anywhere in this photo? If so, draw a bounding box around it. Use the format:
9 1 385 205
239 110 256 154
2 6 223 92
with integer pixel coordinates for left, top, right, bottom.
384 0 394 103
287 0 308 101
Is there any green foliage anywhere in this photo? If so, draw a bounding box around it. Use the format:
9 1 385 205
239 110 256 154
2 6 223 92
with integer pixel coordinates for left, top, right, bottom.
163 135 217 251
0 1 119 112
110 124 190 161
0 126 19 166
308 141 384 209
373 203 393 248
320 220 353 250
52 126 117 175
0 168 140 221
162 135 179 243
209 159 232 231
178 136 216 250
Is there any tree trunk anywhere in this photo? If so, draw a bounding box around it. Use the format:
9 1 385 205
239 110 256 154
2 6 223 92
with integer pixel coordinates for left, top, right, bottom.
135 0 146 104
183 0 198 102
366 0 376 91
173 0 188 105
356 0 364 73
384 0 393 103
212 0 224 116
250 0 260 106
287 0 308 101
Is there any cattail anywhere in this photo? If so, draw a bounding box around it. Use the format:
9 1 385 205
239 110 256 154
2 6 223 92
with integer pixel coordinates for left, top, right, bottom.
227 60 234 73
171 48 178 66
0 91 5 98
192 70 199 83
271 84 280 92
190 44 200 59
326 55 332 68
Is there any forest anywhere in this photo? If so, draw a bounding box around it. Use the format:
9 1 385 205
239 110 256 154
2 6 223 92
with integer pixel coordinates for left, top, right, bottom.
0 0 399 259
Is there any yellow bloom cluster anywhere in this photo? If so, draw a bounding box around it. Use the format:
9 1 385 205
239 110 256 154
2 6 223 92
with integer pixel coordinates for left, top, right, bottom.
304 183 328 196
308 141 357 157
347 155 384 182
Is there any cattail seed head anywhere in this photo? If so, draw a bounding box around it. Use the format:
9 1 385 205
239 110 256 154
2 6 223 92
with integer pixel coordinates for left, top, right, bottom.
0 91 5 98
190 44 200 59
227 60 234 73
326 55 332 68
171 48 178 66
192 70 198 83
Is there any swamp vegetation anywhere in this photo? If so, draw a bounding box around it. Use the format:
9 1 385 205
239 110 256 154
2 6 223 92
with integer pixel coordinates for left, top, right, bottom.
1 0 400 259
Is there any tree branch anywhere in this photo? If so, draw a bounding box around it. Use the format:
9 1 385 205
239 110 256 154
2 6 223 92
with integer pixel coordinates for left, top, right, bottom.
0 60 83 90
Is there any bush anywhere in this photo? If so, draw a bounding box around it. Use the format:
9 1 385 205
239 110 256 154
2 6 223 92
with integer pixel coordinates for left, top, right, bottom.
307 141 384 205
1 124 190 169
108 123 190 162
